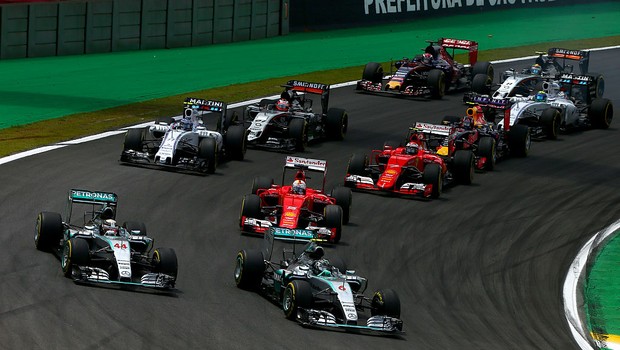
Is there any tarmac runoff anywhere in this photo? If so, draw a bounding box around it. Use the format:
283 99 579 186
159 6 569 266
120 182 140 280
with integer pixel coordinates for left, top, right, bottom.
2 48 620 349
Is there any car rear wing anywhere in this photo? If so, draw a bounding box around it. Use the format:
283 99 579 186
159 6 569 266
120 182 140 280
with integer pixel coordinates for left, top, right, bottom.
184 97 228 130
283 80 330 113
537 48 590 74
412 122 453 137
285 156 327 172
438 38 478 65
262 227 319 261
69 189 118 206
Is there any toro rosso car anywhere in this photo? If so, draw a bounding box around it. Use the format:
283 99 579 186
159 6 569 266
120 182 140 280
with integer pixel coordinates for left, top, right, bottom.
35 189 178 290
344 126 475 199
235 228 403 334
357 38 493 99
244 80 348 151
121 98 247 174
240 156 352 243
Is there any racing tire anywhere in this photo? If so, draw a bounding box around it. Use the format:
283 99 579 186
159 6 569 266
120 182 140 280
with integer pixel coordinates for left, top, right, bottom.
288 118 308 152
346 153 368 177
422 163 442 199
225 124 247 161
123 221 147 236
283 280 313 320
234 249 265 291
61 238 90 278
325 108 348 141
427 69 446 99
240 194 262 227
371 289 401 318
330 186 352 224
251 176 273 194
471 73 492 95
453 150 474 185
35 211 63 252
153 118 173 138
541 108 561 140
591 73 605 98
471 61 494 82
588 98 613 129
198 137 218 174
123 128 144 152
362 62 383 84
478 137 497 171
153 247 178 278
223 112 239 130
508 124 530 157
323 205 343 243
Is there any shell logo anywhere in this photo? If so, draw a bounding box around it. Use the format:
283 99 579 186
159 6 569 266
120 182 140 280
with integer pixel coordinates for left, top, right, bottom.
284 211 296 218
386 169 397 175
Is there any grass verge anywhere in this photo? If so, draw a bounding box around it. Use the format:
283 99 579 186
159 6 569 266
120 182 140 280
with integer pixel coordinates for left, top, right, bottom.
1 35 618 158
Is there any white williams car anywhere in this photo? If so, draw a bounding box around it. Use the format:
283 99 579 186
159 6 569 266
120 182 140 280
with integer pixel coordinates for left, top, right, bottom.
121 98 247 174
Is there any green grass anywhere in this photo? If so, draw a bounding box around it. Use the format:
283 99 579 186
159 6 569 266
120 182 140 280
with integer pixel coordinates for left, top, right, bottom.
1 35 619 158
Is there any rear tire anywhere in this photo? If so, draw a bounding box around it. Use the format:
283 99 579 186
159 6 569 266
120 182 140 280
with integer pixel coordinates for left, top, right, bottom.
153 247 178 278
422 163 442 199
234 249 265 291
588 98 613 129
123 221 147 236
541 108 561 140
198 138 218 174
225 124 247 161
362 62 383 83
508 124 530 157
283 280 313 320
428 69 446 99
326 108 348 140
478 137 496 171
453 150 474 185
35 211 63 252
330 187 352 224
289 118 308 152
323 205 343 243
371 289 401 318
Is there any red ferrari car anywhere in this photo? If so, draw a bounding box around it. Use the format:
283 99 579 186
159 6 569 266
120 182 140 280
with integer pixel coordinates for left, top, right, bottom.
344 127 474 199
240 156 352 243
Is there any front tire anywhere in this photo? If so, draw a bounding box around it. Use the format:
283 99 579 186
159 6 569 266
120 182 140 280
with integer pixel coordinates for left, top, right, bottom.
198 137 218 174
362 62 383 83
123 128 144 152
478 137 496 171
471 73 492 95
240 194 262 229
508 124 530 157
422 163 442 199
541 108 561 140
153 247 178 279
35 211 63 252
323 205 343 243
346 153 368 176
428 69 446 99
371 289 401 318
251 176 273 195
282 280 313 320
234 249 265 291
453 150 474 185
61 238 90 278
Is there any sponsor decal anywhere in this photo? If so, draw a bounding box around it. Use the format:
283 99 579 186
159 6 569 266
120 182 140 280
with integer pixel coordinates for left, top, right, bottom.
71 190 117 202
364 0 557 15
114 243 128 249
185 98 224 108
285 156 327 169
338 284 347 291
386 169 398 175
284 211 296 218
415 122 452 133
288 80 328 91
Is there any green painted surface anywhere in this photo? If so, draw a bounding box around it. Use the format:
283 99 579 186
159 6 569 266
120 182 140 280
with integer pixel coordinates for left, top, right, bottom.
586 229 620 343
0 1 619 129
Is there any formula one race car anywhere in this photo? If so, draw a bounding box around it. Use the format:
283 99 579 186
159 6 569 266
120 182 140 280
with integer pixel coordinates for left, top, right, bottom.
244 80 348 151
357 38 493 99
35 189 178 290
470 75 613 140
234 228 403 334
438 105 531 169
344 127 475 199
532 47 590 77
121 97 247 174
240 156 352 243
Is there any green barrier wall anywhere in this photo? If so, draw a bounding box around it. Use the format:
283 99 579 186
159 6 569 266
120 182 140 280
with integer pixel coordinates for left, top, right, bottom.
0 0 287 59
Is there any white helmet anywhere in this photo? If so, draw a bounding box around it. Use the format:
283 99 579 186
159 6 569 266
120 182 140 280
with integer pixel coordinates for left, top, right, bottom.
292 180 306 194
102 219 118 236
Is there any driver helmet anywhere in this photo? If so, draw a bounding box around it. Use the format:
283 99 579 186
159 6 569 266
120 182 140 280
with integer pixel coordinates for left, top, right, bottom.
422 53 433 65
405 142 419 155
102 219 119 236
292 179 306 195
276 98 290 111
534 90 547 102
306 243 325 260
180 117 193 131
530 64 542 75
462 115 474 129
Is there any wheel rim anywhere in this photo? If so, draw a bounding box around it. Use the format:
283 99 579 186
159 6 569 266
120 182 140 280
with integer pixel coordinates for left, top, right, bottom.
62 241 71 270
283 287 294 313
234 255 243 282
34 216 41 244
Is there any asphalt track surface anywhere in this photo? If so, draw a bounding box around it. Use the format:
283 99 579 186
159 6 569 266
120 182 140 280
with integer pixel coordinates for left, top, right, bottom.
1 50 619 349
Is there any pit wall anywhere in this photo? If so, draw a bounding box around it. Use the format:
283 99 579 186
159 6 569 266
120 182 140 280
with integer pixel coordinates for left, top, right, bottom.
289 0 610 31
0 0 288 59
